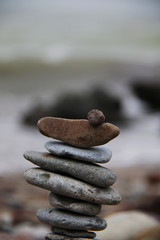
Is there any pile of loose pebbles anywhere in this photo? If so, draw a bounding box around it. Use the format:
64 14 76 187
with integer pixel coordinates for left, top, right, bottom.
24 109 121 240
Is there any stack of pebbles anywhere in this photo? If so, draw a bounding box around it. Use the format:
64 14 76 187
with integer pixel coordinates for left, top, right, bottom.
24 109 121 240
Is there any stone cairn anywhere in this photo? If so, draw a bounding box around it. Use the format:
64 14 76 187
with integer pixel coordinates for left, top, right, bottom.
24 109 121 240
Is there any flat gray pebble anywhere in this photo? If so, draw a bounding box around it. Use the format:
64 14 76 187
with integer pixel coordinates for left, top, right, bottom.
24 168 121 205
51 227 96 238
45 233 99 240
45 140 112 164
49 192 101 216
24 151 116 187
37 208 107 231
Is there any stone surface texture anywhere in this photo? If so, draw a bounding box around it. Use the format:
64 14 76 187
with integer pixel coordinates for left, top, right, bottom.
37 208 107 231
45 140 112 164
24 151 116 187
38 117 120 148
24 168 121 205
49 193 101 216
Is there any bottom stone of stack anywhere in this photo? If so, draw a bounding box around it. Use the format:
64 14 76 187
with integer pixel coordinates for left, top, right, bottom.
45 233 100 240
37 209 107 231
51 227 96 238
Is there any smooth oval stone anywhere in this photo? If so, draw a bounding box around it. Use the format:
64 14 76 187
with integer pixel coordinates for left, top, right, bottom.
24 151 116 187
45 233 99 240
45 140 112 164
24 168 121 205
51 227 96 238
38 117 120 148
37 208 107 231
49 193 101 216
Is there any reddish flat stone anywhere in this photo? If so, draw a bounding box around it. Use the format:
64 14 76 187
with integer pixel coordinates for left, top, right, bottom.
37 117 120 148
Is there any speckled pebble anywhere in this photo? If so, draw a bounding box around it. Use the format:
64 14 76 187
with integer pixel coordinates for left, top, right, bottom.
24 168 121 205
24 151 116 187
49 192 101 216
37 208 107 231
45 140 112 164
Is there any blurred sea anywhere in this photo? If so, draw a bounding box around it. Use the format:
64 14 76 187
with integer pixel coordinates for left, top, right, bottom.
0 0 160 174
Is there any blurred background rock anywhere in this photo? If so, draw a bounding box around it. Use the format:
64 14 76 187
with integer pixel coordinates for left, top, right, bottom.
0 0 160 239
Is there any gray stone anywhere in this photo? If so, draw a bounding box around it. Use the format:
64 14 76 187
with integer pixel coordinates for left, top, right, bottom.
49 193 101 216
24 168 121 205
37 208 107 231
45 233 99 240
45 140 112 164
24 151 116 187
51 227 96 238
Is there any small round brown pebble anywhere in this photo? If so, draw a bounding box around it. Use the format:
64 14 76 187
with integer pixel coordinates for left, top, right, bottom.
87 109 105 126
